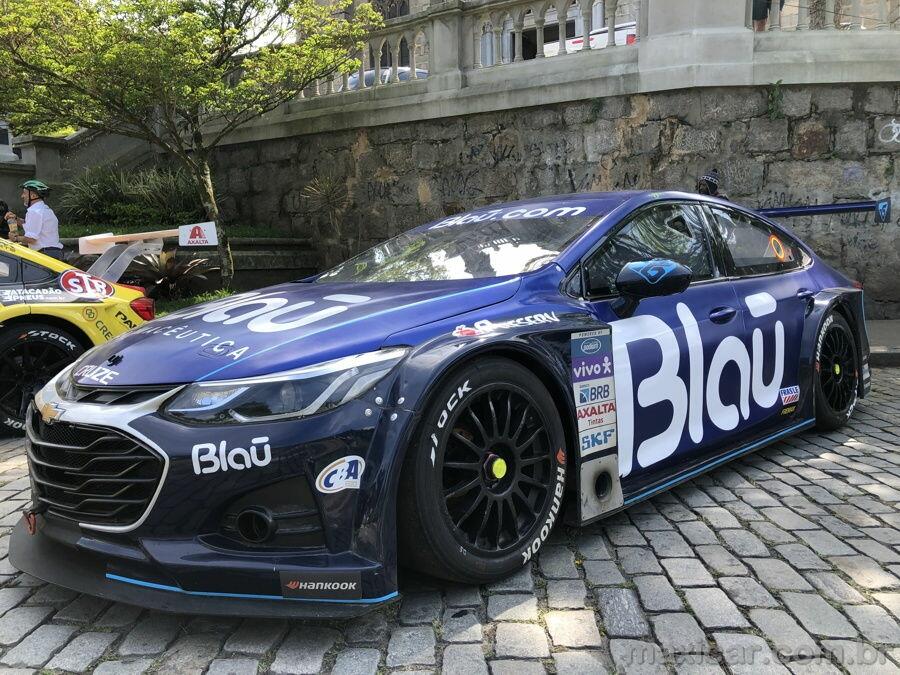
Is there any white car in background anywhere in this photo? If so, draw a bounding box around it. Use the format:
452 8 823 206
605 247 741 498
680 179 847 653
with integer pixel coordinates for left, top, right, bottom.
542 20 637 57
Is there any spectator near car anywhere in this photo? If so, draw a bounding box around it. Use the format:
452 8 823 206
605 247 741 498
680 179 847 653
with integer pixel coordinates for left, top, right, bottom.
0 201 9 240
696 168 729 201
3 180 64 259
753 0 785 31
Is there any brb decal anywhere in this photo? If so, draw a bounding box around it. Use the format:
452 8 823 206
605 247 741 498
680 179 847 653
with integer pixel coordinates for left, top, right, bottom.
192 437 271 475
315 456 366 493
571 329 617 456
58 270 114 299
613 291 788 477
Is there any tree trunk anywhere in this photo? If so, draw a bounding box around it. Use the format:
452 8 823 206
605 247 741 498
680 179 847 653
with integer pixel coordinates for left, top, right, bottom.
194 158 234 289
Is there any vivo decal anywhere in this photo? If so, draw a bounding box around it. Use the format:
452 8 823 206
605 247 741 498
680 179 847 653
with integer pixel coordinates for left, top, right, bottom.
166 291 371 334
192 437 272 475
613 292 786 477
315 456 366 494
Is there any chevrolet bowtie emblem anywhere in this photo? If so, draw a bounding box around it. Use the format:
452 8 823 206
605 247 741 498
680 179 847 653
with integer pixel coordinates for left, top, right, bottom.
39 401 65 423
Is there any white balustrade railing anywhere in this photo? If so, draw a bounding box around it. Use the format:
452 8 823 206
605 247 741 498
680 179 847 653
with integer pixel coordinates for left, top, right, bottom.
301 0 896 104
760 0 898 31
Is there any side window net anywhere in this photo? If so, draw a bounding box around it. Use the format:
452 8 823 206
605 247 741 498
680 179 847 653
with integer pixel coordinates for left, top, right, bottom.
584 204 713 297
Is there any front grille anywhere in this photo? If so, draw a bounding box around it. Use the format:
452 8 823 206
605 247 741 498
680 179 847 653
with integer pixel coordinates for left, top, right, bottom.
66 385 172 405
27 409 164 527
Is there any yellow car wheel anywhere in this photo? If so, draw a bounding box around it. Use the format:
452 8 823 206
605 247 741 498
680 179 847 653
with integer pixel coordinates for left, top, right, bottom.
0 323 84 432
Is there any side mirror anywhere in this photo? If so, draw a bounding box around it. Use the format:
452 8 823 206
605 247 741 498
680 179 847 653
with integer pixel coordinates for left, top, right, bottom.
612 259 693 318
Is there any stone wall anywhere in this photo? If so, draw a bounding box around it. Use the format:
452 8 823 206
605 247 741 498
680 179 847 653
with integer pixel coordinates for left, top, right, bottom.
212 83 900 317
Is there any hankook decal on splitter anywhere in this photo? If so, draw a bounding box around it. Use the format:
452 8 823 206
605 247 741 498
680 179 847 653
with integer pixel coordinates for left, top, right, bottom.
452 312 560 337
315 456 365 493
430 380 473 467
279 570 362 600
522 448 566 563
571 329 618 457
192 437 272 475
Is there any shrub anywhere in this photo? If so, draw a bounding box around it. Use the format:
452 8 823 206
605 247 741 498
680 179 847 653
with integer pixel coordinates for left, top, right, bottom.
57 166 205 233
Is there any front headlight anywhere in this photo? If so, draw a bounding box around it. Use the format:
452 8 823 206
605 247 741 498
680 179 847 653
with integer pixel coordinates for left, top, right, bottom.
161 347 408 425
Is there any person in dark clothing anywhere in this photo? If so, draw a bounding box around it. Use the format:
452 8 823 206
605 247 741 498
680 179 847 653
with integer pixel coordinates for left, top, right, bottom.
753 0 786 31
696 169 729 201
0 201 9 240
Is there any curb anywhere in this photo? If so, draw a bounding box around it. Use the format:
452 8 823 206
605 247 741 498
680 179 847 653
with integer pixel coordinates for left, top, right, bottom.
870 348 900 368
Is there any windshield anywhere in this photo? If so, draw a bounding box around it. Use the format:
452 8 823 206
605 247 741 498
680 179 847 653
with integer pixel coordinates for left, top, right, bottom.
316 212 597 282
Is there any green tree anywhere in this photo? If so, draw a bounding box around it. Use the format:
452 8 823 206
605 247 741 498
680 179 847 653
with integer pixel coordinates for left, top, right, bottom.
0 0 381 286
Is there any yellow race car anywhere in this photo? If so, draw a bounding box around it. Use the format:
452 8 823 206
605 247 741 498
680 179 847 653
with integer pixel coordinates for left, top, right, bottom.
0 238 153 431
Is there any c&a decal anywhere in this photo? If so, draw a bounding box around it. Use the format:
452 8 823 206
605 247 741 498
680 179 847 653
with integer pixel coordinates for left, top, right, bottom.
316 456 365 493
192 437 271 475
452 312 560 337
613 292 784 477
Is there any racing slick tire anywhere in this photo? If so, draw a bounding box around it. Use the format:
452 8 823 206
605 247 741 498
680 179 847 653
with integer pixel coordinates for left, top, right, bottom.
398 357 567 584
0 324 84 433
813 312 859 431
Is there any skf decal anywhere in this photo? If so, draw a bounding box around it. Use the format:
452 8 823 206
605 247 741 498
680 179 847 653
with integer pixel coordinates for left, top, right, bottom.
779 386 800 405
73 364 119 386
452 312 560 338
431 380 473 466
192 437 271 475
571 329 618 457
522 449 566 563
279 570 362 599
316 456 365 494
59 269 113 299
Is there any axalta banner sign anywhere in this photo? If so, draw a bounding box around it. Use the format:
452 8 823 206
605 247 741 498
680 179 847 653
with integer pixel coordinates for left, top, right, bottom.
179 222 219 247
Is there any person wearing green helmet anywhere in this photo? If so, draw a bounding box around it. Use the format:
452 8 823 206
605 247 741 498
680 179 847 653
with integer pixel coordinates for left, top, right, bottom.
4 179 63 259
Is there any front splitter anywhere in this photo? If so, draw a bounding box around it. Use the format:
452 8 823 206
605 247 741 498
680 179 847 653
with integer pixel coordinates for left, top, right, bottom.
9 520 397 619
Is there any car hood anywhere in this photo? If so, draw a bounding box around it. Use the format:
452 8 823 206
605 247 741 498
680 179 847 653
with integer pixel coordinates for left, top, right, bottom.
72 278 521 386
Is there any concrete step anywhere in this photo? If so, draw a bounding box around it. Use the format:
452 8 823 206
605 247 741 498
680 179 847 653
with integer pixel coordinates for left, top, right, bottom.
867 320 900 368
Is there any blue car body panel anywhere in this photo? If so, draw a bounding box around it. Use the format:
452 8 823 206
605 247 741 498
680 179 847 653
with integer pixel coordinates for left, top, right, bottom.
10 190 871 617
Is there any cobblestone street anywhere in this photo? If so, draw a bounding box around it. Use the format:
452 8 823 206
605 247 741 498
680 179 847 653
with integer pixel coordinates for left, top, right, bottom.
0 369 896 674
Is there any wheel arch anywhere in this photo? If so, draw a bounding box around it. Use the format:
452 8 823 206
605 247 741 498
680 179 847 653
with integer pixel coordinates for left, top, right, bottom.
0 312 95 351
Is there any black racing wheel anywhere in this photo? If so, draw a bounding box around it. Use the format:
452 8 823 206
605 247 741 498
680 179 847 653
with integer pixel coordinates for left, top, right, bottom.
398 357 568 583
814 312 859 431
0 324 83 432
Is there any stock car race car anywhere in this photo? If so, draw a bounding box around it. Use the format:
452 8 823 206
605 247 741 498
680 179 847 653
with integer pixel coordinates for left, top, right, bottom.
0 239 153 432
11 190 878 617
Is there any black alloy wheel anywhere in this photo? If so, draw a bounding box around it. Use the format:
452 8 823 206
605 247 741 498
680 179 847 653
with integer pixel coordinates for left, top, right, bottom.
814 312 859 431
399 357 567 584
0 324 83 432
440 385 554 554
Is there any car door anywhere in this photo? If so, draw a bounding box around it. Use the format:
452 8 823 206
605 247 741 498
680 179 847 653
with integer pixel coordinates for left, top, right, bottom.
580 201 743 492
704 205 813 434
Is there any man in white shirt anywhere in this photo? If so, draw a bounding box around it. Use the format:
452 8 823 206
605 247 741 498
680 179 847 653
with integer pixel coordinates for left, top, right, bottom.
4 180 64 260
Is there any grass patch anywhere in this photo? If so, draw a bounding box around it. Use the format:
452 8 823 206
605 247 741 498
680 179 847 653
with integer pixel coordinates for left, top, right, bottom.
155 289 234 316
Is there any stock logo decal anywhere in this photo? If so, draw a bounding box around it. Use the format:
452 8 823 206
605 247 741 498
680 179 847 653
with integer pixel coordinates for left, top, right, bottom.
316 456 366 494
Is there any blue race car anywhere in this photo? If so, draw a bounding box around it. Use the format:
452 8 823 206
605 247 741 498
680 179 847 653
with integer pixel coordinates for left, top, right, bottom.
11 190 872 617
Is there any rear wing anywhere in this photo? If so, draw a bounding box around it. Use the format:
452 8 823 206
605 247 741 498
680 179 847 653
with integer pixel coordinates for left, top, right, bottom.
758 198 892 224
79 222 218 282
